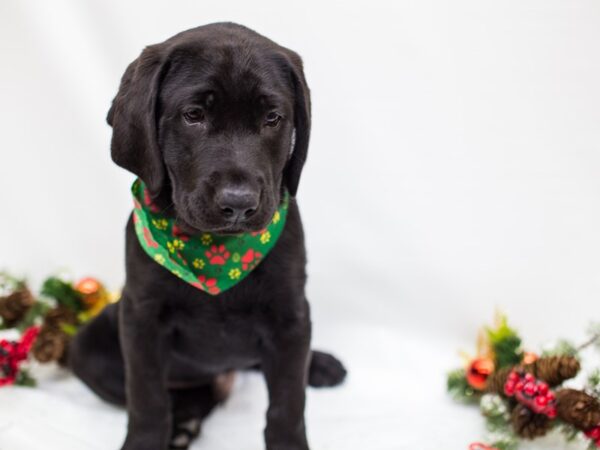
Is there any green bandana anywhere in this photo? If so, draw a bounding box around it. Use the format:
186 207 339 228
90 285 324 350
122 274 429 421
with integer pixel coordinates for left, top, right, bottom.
131 179 289 295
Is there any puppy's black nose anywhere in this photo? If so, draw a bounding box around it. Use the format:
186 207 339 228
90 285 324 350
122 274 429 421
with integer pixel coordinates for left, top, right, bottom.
216 188 260 222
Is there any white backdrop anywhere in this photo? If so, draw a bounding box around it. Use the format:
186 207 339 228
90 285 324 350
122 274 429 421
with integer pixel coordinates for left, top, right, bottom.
1 1 599 449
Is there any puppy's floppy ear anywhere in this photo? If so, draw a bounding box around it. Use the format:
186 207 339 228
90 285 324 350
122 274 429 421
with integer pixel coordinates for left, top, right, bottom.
107 44 169 197
281 50 311 197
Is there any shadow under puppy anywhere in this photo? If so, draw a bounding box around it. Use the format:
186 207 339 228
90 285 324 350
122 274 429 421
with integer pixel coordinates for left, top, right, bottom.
69 22 346 450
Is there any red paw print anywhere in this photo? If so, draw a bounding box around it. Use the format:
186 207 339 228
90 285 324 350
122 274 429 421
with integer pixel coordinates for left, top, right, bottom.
143 227 159 249
241 248 262 271
177 252 188 266
250 228 267 237
205 245 230 265
172 224 190 242
192 275 220 295
143 188 160 213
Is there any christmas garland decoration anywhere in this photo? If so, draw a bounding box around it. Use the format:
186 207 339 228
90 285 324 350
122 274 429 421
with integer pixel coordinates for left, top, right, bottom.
0 272 117 386
448 314 600 450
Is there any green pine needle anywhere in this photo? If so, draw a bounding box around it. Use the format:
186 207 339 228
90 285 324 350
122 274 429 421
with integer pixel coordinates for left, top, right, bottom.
557 422 580 442
16 301 52 332
491 438 519 450
41 277 83 312
447 369 479 403
487 316 523 368
586 369 600 398
542 339 579 358
15 369 37 387
481 394 511 434
0 271 26 296
586 323 600 352
493 335 523 368
60 322 79 336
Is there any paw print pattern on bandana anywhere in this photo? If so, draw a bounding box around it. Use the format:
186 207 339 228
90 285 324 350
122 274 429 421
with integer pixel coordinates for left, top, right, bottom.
241 249 262 271
131 179 289 296
205 245 230 265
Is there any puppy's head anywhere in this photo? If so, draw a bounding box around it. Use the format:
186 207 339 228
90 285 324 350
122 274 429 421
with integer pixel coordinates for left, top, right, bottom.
108 23 310 234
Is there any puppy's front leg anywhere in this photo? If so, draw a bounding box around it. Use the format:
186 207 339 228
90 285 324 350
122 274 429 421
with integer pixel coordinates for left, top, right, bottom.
119 294 171 450
262 314 311 450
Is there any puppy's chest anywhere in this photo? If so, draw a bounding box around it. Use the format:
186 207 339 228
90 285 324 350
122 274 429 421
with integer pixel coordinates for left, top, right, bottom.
167 298 267 373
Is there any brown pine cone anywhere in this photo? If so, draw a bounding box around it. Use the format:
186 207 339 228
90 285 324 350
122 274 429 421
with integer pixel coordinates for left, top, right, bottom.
32 326 68 363
555 389 600 430
486 356 581 394
44 307 78 330
485 366 513 394
511 404 553 439
524 356 580 387
0 288 34 327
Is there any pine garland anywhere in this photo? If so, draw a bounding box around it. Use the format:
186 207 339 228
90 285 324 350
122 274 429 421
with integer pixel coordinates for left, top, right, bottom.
0 272 117 387
448 315 600 449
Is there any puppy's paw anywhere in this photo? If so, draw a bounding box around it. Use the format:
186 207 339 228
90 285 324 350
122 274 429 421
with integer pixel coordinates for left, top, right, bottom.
169 418 201 450
308 350 347 387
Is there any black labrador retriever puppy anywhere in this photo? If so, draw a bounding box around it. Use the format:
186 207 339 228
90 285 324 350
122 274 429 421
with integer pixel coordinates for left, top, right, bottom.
69 22 346 450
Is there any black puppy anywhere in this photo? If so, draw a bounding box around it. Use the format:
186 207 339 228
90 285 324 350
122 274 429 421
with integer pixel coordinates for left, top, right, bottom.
70 23 346 450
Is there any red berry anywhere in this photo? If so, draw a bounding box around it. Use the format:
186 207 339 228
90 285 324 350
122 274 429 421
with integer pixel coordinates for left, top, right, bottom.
508 372 520 382
546 407 557 419
524 373 535 382
546 392 555 401
524 382 536 396
537 382 549 395
515 381 525 392
587 428 600 440
504 385 515 396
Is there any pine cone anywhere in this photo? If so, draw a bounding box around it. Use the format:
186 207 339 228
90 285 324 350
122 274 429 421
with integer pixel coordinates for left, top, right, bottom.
485 366 513 394
511 404 553 439
524 356 580 387
556 389 600 430
486 356 581 394
32 326 68 363
0 288 34 327
43 307 77 330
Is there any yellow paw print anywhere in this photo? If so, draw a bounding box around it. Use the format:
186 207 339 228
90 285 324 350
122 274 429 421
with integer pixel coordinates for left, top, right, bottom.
260 231 271 244
154 254 166 265
192 258 205 269
167 239 185 254
201 233 213 245
228 268 241 280
152 218 169 230
272 210 281 224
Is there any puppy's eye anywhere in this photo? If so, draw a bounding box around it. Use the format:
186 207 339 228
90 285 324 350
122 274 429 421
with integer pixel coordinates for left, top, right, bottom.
183 108 205 124
265 112 282 128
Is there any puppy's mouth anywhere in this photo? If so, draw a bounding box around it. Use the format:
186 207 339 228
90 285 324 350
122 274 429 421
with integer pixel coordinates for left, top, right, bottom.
172 192 277 237
174 215 271 237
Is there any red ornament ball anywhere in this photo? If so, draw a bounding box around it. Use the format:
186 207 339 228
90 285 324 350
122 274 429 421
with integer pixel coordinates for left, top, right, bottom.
466 358 495 390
